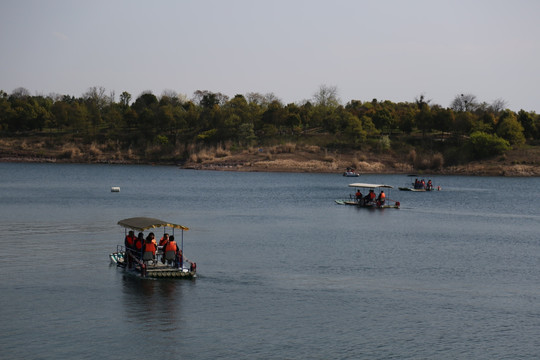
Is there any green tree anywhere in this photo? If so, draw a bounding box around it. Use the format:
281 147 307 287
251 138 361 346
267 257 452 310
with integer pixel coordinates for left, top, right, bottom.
51 101 70 129
496 110 525 145
454 111 475 136
517 110 536 140
119 91 131 109
343 113 366 145
83 86 108 134
415 106 432 137
431 106 454 138
238 123 257 146
69 102 89 134
0 95 13 131
260 100 286 135
468 131 510 158
360 115 378 136
372 107 395 134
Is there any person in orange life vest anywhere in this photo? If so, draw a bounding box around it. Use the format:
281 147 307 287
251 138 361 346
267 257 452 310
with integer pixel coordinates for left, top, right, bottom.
365 189 376 203
133 232 144 259
124 230 136 268
355 189 362 200
142 234 157 262
159 233 169 247
377 190 386 205
162 235 181 266
124 230 136 249
146 232 157 246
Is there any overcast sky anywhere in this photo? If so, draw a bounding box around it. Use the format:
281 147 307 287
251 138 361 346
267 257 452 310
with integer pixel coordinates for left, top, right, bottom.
1 0 539 111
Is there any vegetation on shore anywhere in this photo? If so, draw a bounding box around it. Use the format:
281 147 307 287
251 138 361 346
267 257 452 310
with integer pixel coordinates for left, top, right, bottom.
1 86 539 176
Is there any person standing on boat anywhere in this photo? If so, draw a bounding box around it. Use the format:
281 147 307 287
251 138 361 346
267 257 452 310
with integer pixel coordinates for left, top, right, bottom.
124 230 136 268
134 232 145 259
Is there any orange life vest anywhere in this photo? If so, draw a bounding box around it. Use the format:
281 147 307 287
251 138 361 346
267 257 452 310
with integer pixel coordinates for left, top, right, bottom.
134 239 143 250
125 235 136 247
159 237 169 247
164 241 178 253
380 193 386 200
143 242 156 255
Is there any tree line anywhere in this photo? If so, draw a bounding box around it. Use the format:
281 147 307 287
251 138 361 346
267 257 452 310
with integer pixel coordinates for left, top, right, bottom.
1 85 538 166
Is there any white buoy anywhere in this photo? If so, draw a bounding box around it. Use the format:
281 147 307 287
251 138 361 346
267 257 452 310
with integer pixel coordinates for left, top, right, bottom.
111 187 120 192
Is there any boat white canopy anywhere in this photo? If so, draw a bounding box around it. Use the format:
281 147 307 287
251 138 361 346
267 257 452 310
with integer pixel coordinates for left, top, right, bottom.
348 183 394 189
117 217 189 231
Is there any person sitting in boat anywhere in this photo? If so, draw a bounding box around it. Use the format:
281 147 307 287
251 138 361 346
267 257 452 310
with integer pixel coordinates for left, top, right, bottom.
142 233 157 263
355 189 362 200
427 180 433 190
377 190 386 205
161 235 183 268
159 233 169 247
146 232 157 246
364 189 376 203
363 192 371 203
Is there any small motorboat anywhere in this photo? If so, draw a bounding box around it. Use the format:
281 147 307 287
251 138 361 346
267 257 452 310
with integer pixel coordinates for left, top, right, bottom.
343 167 360 177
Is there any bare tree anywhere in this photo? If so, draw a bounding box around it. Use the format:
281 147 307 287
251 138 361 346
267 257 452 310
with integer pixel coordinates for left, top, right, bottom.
11 87 31 98
245 92 281 107
83 86 108 110
313 84 340 107
161 89 178 99
450 93 478 112
489 98 507 113
414 93 431 109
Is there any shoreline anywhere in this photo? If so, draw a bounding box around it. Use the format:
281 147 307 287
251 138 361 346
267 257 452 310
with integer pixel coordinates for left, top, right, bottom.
1 153 539 177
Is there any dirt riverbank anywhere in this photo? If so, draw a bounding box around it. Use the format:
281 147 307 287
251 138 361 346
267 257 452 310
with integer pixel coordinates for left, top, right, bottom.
181 147 540 176
0 137 539 176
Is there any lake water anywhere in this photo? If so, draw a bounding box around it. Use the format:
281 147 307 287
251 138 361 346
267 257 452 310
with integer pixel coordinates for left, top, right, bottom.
0 163 539 359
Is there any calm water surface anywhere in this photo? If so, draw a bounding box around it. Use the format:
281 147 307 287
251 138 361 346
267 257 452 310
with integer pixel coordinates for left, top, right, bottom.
0 163 539 359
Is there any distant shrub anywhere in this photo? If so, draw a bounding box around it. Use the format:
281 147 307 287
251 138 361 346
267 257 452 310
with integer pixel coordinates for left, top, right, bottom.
215 145 231 158
468 131 510 158
60 143 81 159
88 142 102 157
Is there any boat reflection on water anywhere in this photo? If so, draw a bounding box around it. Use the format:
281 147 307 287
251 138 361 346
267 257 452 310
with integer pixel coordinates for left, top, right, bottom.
121 275 190 329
